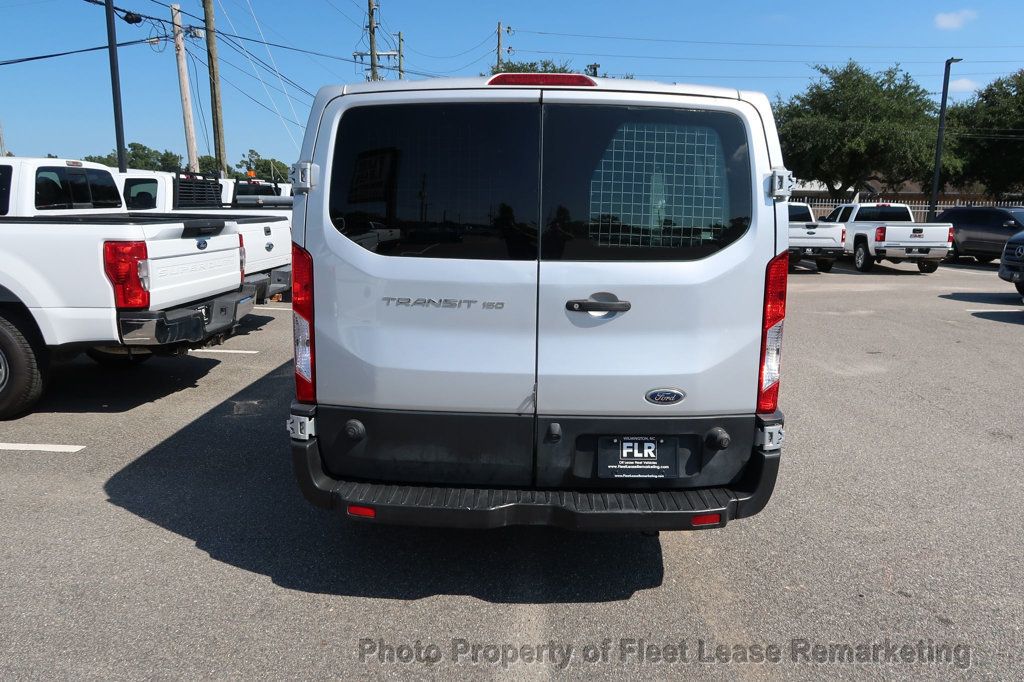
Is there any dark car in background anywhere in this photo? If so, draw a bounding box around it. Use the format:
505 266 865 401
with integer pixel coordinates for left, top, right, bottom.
936 206 1024 263
998 230 1024 296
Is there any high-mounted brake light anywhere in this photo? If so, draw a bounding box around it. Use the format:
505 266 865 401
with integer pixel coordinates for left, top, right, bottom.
487 73 596 87
757 251 787 414
238 233 246 285
874 226 886 242
291 242 316 403
103 241 150 310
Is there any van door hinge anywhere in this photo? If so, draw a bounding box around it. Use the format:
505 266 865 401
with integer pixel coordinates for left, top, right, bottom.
770 168 795 201
755 423 784 452
286 414 316 440
290 162 319 194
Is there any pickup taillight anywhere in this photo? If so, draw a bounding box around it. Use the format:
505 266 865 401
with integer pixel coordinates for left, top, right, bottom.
238 233 246 285
103 241 150 310
841 227 847 245
948 226 954 245
874 226 886 242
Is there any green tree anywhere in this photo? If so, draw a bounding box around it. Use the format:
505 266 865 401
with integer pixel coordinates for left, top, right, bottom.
198 155 222 176
949 70 1024 197
235 148 289 182
84 142 182 172
488 58 573 76
776 62 940 199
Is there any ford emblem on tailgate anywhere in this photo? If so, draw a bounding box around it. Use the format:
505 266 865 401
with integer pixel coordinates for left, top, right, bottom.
196 239 208 250
645 388 686 405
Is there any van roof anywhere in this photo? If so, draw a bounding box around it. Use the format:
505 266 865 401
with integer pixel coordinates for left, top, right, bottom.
328 75 743 100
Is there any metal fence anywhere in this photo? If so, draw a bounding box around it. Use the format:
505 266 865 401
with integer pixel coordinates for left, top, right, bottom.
795 197 1021 222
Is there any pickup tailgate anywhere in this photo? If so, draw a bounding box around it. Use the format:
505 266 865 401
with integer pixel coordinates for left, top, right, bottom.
140 220 242 309
235 216 291 275
789 222 843 248
877 222 951 247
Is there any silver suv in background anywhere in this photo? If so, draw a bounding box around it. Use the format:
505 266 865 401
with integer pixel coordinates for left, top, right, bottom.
287 74 791 531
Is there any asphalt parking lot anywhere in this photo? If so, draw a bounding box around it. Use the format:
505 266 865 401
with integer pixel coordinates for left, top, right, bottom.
1 260 1022 679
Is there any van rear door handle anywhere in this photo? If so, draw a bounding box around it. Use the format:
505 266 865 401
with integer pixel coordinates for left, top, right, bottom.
565 299 631 312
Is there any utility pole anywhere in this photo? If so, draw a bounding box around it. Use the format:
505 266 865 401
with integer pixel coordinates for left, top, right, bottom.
496 21 502 72
367 0 379 81
929 57 962 222
397 31 404 79
103 0 128 172
171 5 199 172
202 0 228 176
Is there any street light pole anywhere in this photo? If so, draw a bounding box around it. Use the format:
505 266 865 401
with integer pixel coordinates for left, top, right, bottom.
928 57 962 222
103 0 128 172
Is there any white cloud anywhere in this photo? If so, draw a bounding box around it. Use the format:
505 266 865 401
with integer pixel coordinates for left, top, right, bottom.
934 9 978 30
948 77 979 93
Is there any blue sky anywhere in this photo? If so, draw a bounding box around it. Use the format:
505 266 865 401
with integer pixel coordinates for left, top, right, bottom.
2 0 1022 165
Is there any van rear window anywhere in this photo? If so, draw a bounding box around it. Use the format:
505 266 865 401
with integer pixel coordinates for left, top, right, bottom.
329 103 540 260
541 105 751 261
328 102 752 261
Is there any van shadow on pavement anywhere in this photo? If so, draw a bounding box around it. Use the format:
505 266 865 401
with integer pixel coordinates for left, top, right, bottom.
939 291 1023 306
104 362 665 603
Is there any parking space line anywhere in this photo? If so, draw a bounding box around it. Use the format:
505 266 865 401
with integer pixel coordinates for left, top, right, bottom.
965 308 1021 313
254 305 291 311
0 443 86 453
189 349 261 355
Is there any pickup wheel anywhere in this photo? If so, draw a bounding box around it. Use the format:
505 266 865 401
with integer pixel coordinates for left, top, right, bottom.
86 348 153 368
815 258 834 272
917 260 939 273
0 313 47 419
853 242 874 272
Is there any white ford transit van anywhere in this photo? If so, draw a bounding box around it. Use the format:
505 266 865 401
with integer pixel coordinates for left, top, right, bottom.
287 73 791 531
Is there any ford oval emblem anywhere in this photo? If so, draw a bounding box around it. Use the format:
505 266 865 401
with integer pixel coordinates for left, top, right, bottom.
196 239 208 250
645 388 686 405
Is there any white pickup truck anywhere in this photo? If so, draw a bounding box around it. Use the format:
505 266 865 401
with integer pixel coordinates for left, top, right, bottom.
787 202 844 272
116 169 292 302
0 157 255 418
824 202 952 273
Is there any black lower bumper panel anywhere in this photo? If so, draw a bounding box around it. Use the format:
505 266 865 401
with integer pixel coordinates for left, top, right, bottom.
291 436 780 531
118 284 256 346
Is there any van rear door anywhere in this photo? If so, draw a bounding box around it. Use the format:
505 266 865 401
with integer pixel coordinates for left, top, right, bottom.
533 92 776 485
307 91 542 485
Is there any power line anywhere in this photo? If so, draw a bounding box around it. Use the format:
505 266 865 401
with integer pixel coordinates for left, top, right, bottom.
511 48 1024 66
0 38 160 66
406 29 497 59
242 0 303 135
186 48 213 155
184 45 303 126
512 28 1024 51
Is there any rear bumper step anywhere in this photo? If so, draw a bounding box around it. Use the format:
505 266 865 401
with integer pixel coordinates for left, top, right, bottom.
789 246 842 258
118 284 256 346
291 436 780 531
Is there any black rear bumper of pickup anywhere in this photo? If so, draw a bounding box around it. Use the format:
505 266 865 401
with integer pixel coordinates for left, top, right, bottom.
788 246 843 259
289 407 783 531
118 284 256 346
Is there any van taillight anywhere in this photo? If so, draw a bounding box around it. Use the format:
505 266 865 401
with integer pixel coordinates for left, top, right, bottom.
291 242 315 403
487 73 596 87
757 251 787 414
874 226 886 242
238 234 246 284
103 241 150 310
